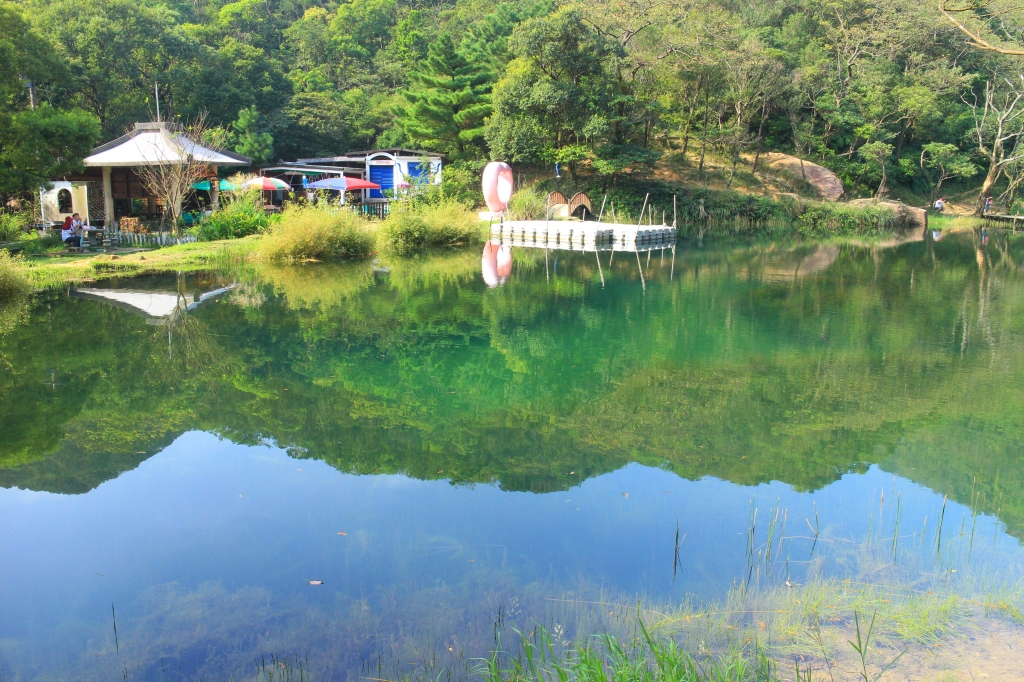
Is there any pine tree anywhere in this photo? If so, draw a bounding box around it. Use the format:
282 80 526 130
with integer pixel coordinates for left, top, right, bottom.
397 33 493 159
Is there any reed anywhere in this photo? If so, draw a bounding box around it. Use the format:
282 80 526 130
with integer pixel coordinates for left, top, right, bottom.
379 200 481 256
256 205 375 261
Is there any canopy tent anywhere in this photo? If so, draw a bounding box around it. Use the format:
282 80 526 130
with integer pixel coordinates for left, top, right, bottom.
307 177 380 191
192 179 238 192
81 122 251 223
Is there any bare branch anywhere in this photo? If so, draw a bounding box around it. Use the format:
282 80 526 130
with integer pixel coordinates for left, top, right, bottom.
939 0 1024 55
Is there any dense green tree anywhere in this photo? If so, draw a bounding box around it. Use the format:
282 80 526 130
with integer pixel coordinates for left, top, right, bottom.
232 106 274 163
0 1 99 197
277 92 348 160
27 0 192 135
4 0 1024 203
487 8 619 174
397 34 493 159
920 142 978 200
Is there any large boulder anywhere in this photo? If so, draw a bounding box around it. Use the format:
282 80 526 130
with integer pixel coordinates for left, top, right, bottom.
847 198 927 228
764 153 845 201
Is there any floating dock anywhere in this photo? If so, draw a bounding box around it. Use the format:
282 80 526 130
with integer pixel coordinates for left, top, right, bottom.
490 220 676 250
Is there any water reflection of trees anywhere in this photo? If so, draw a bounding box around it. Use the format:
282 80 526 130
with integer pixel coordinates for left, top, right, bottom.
4 234 1024 534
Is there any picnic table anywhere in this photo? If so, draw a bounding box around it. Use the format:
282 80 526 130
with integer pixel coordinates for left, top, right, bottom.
81 227 105 248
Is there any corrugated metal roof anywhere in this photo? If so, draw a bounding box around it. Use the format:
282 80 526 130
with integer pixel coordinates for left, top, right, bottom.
297 148 441 163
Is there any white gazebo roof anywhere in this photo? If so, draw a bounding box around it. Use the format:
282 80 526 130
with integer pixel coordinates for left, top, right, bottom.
83 122 251 168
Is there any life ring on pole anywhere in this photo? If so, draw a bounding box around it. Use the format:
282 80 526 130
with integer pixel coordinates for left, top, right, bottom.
482 161 513 212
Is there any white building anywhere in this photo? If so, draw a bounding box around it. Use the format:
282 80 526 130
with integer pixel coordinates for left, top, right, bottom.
293 148 443 201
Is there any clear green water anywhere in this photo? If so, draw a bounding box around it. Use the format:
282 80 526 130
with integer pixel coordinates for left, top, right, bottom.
1 231 1023 679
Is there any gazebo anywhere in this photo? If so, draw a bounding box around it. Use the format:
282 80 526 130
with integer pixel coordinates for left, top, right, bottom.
76 122 250 226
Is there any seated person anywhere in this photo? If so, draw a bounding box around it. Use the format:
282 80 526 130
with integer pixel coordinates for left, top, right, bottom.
61 213 84 247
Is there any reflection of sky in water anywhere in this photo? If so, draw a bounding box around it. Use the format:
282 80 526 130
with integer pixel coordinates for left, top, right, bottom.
2 430 1020 679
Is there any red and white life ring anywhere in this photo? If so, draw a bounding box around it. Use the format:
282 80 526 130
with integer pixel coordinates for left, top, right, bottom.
481 240 512 287
482 161 513 212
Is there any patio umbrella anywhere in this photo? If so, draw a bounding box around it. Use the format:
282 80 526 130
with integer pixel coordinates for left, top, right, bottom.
242 177 291 191
192 179 239 191
307 177 380 191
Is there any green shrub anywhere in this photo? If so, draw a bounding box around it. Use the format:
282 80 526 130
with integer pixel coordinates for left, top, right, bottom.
796 203 900 237
379 200 481 256
0 212 30 242
403 160 482 209
506 187 547 220
22 232 62 254
192 190 272 241
256 205 374 261
0 251 29 301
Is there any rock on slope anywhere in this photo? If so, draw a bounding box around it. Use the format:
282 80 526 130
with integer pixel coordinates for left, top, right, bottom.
763 153 845 201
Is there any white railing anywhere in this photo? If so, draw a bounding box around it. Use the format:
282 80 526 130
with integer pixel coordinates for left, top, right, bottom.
115 231 198 247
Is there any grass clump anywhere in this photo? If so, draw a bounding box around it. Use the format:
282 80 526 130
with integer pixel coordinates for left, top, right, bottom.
379 199 481 256
256 205 374 262
0 251 29 300
0 211 30 241
797 202 902 237
192 190 273 241
506 187 547 220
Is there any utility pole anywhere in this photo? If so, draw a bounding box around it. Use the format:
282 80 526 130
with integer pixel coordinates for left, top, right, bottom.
22 77 37 109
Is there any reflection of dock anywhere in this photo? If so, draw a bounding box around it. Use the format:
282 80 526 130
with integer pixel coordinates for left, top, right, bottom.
490 220 676 250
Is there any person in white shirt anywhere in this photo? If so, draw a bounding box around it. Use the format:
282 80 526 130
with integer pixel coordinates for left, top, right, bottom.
61 213 84 247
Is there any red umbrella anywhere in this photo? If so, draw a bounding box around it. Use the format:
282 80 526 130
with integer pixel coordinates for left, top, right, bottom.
340 177 380 190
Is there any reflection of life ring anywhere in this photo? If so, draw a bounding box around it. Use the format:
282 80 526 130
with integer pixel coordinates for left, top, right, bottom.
482 162 513 212
481 240 512 287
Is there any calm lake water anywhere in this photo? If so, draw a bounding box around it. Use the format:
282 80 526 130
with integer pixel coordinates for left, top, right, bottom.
2 230 1024 680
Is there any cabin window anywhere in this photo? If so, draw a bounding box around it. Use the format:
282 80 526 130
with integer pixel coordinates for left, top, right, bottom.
57 189 73 213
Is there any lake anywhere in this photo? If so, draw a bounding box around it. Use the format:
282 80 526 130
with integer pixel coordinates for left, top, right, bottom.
2 230 1023 680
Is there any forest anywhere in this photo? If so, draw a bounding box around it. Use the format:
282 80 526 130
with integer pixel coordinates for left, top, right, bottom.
5 0 1024 210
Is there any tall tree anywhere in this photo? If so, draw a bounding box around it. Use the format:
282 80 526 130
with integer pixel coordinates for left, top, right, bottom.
397 34 493 159
0 1 99 198
966 74 1024 215
487 8 618 174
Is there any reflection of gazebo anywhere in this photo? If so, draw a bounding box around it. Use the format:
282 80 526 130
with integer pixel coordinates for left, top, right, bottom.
71 284 237 325
57 122 251 227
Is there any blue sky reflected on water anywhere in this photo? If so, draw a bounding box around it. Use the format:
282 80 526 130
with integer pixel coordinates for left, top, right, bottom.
2 430 1019 680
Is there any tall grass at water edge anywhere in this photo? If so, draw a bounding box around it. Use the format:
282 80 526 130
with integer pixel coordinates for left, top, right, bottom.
0 211 30 241
378 199 482 256
386 491 1023 682
0 251 29 301
256 205 375 261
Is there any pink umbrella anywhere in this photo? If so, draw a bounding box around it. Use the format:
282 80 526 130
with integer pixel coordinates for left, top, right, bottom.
242 176 291 191
308 177 380 191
